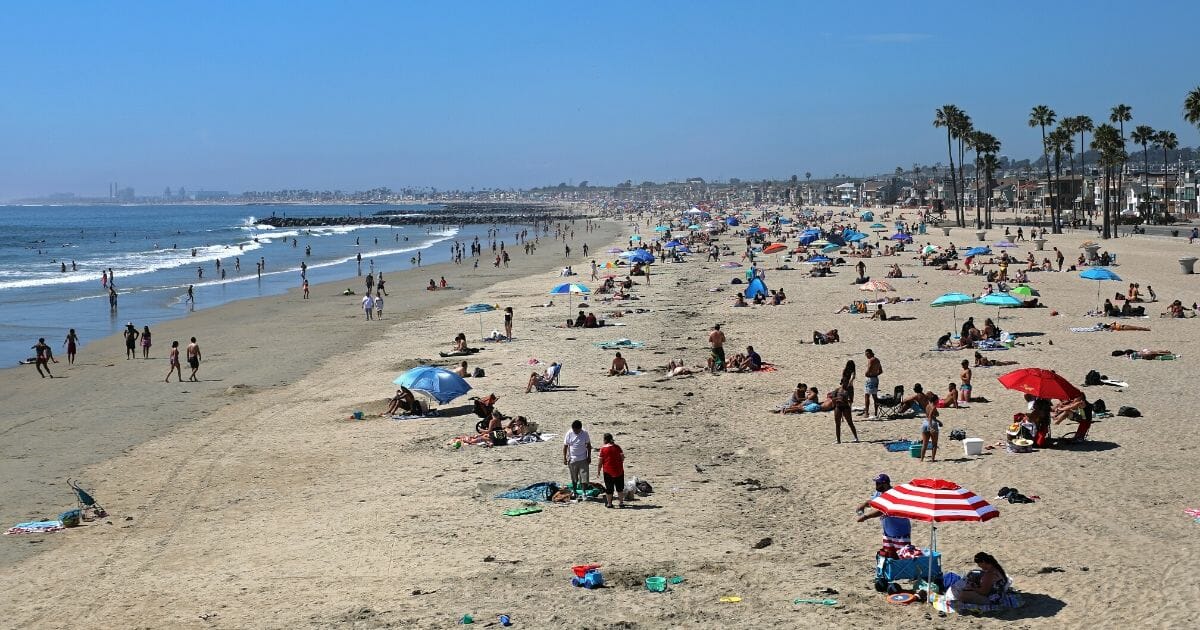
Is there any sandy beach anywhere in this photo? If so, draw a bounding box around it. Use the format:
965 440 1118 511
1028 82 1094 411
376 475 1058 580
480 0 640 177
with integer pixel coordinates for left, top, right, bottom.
2 211 1199 629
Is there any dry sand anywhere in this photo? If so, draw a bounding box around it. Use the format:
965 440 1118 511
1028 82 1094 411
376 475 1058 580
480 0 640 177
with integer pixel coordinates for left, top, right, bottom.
2 213 1199 629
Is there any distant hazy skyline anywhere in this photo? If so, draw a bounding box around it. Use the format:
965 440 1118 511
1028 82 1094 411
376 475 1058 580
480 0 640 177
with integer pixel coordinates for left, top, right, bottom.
3 1 1199 199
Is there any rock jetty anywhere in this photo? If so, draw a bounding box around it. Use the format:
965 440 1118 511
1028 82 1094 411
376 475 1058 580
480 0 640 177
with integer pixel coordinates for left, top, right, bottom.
257 202 579 228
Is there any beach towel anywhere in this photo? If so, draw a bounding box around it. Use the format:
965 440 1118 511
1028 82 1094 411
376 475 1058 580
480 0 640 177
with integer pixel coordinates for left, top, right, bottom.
931 590 1023 615
595 339 645 350
1071 325 1106 333
503 506 543 517
885 440 915 452
5 520 65 535
496 482 559 502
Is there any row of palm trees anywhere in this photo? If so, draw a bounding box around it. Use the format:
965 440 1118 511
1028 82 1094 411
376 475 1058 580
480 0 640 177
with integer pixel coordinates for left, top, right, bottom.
932 87 1200 239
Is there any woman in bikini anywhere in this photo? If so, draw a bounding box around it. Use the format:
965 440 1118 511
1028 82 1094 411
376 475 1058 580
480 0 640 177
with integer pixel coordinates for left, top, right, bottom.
164 340 182 382
141 325 153 359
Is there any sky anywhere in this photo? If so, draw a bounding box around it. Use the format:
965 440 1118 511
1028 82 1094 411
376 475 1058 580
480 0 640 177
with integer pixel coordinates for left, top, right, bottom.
2 0 1199 199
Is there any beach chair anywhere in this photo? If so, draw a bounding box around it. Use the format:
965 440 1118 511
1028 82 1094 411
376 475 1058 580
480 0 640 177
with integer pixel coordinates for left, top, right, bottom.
535 363 562 391
68 479 107 518
878 385 911 420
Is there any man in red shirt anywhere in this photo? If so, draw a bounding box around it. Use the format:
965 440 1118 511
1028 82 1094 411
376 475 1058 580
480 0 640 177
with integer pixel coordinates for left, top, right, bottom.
597 433 625 509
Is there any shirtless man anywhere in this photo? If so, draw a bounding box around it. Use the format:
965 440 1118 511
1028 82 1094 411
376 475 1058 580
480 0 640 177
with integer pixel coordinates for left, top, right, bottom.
861 349 882 418
608 352 629 376
708 323 726 372
186 337 201 382
959 359 973 404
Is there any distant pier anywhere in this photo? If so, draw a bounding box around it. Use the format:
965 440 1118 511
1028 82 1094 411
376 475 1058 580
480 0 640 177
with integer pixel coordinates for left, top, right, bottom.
257 202 581 228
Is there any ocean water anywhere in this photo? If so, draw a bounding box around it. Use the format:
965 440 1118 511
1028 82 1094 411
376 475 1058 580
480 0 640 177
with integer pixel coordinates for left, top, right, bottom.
0 204 527 365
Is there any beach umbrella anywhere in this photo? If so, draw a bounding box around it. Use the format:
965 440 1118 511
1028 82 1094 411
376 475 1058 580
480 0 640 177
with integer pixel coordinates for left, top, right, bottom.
995 241 1017 248
653 225 670 232
550 281 590 312
922 244 939 255
1079 240 1098 249
676 245 691 254
393 366 472 405
778 217 792 224
630 234 642 241
977 292 1022 320
821 243 840 253
664 239 683 248
844 232 868 243
762 243 788 254
687 224 701 230
870 223 887 232
1011 285 1035 297
620 250 655 264
464 303 496 340
805 255 832 264
726 217 740 226
859 279 895 300
810 239 832 247
869 478 999 589
964 246 991 257
1079 267 1121 312
931 292 974 331
891 233 913 241
997 367 1081 401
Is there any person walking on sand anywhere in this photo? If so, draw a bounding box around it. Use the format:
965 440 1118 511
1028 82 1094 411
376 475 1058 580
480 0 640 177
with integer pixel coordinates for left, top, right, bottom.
186 337 201 382
856 473 912 554
141 325 152 359
563 420 592 502
597 433 626 508
833 378 859 444
708 323 726 372
362 294 374 320
503 307 513 340
123 322 140 360
302 278 309 299
31 337 56 378
63 328 79 365
590 259 598 281
860 349 882 419
164 340 183 382
375 292 384 319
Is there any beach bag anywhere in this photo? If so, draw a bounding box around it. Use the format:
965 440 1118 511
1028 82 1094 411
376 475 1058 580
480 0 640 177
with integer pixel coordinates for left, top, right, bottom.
1092 399 1107 414
490 429 508 446
635 480 653 495
1117 406 1141 418
1084 370 1103 386
473 367 485 377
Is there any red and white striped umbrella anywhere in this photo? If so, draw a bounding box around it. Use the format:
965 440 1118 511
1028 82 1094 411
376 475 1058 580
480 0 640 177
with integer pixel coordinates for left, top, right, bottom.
869 478 999 523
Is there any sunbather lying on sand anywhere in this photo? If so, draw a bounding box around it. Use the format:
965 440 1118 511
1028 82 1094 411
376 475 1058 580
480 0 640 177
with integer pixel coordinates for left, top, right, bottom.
974 351 1018 367
662 359 695 378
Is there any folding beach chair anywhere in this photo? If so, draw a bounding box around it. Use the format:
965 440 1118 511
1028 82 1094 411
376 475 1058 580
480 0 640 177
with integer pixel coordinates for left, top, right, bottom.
534 363 562 391
878 385 911 420
68 479 107 518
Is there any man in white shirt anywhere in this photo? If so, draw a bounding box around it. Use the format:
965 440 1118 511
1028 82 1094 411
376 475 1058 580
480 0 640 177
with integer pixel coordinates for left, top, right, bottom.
562 420 592 502
362 294 374 320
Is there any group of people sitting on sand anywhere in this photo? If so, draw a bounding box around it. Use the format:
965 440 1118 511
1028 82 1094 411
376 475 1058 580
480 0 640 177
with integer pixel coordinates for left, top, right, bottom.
568 310 604 328
734 288 787 307
1102 298 1146 317
1008 393 1094 450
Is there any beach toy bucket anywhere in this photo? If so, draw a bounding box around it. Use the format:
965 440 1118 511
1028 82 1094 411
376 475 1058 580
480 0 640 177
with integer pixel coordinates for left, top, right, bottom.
962 438 984 456
572 564 601 578
909 443 923 458
645 576 667 592
352 410 363 420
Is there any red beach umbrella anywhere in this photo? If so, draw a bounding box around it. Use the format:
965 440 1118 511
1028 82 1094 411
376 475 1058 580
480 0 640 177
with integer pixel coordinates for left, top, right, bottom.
761 242 788 254
869 478 999 589
997 367 1081 401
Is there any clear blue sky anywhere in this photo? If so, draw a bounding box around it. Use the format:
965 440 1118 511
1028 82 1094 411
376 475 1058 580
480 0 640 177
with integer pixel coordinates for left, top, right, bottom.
2 1 1198 199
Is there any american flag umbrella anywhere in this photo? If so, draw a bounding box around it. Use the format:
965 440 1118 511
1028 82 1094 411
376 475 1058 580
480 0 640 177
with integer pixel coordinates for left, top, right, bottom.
869 478 999 587
997 367 1081 401
858 279 895 301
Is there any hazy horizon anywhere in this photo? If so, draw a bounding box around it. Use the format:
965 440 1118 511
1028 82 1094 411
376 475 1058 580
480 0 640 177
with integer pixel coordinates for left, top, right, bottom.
3 1 1199 200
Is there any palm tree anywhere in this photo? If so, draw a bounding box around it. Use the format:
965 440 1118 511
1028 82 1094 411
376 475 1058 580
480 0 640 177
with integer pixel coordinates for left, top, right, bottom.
1110 104 1132 221
1029 105 1058 231
981 153 1001 230
969 131 999 228
953 111 973 227
1072 115 1094 222
1060 118 1078 217
934 106 963 226
1130 125 1155 218
1185 87 1200 131
1155 130 1179 221
1091 124 1125 239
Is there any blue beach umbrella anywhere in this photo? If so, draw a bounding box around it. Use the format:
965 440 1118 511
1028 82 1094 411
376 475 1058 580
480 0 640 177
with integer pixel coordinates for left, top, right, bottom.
726 217 740 226
1080 267 1121 312
964 246 991 257
464 303 496 339
931 292 975 331
393 366 472 405
977 292 1023 320
891 233 913 241
653 225 670 232
664 240 683 248
805 255 831 264
844 232 868 243
550 282 591 312
821 243 840 253
620 250 655 264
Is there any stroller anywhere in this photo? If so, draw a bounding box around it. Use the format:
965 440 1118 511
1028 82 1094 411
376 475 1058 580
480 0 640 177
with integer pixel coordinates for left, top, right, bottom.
471 393 498 420
68 479 107 519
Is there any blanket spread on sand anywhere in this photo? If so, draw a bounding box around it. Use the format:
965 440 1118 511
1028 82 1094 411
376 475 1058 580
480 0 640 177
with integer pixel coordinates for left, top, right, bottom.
5 520 65 535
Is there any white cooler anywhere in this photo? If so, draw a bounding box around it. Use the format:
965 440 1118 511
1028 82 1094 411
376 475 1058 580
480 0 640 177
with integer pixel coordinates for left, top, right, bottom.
962 438 984 456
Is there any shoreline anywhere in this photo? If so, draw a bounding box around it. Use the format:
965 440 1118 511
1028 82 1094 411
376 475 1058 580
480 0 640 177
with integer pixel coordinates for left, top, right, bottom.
0 217 623 568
